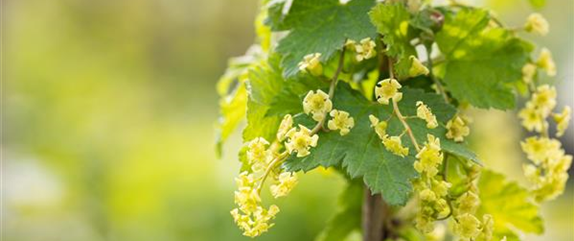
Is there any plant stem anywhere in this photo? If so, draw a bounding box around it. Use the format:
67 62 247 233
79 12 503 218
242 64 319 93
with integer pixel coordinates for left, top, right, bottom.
362 185 387 241
312 47 346 134
388 60 421 152
257 151 289 194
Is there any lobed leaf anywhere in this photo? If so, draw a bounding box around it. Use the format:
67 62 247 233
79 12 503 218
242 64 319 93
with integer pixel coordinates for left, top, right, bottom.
435 8 533 109
478 169 544 241
268 0 378 77
284 83 480 205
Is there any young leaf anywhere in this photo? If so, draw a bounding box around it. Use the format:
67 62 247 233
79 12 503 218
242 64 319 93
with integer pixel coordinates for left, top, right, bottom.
284 83 480 205
478 169 544 241
369 3 417 79
435 8 533 109
268 0 377 77
243 54 285 142
315 179 363 241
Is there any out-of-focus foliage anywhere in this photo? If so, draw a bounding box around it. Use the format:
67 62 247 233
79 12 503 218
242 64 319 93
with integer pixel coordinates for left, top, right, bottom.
3 0 573 241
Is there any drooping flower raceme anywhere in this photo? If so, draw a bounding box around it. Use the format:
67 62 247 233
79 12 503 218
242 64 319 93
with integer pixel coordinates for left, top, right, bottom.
375 78 403 105
298 53 323 76
285 124 319 157
521 136 572 202
524 13 549 36
414 134 443 178
327 109 355 136
231 172 280 237
303 90 333 122
416 101 438 129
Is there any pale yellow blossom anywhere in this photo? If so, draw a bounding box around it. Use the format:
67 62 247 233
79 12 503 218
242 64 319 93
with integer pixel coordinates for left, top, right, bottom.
285 125 319 157
382 135 409 157
416 101 438 129
303 90 333 122
270 172 298 198
537 48 556 77
375 78 403 105
524 13 549 36
298 53 323 76
327 110 355 135
409 55 429 77
553 106 571 137
446 116 470 142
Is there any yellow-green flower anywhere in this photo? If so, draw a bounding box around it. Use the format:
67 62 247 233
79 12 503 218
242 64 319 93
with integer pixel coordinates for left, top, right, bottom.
446 116 470 142
383 135 409 157
537 48 556 77
277 114 293 141
375 78 403 105
303 90 333 122
285 125 319 157
369 115 388 139
518 102 546 133
409 55 429 77
354 37 377 61
524 13 549 36
521 63 537 84
327 109 355 136
553 106 571 137
298 53 323 76
270 172 298 198
416 101 438 129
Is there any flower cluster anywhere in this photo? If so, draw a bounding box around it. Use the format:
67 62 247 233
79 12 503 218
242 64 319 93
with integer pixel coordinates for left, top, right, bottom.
412 135 451 233
450 166 494 241
231 81 360 237
231 172 280 237
518 85 557 133
346 38 377 62
522 136 572 202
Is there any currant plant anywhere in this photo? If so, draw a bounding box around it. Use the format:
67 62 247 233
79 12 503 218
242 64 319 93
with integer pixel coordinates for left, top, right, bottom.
216 0 572 240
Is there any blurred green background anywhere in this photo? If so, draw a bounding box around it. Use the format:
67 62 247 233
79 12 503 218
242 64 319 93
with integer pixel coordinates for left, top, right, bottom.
2 0 572 241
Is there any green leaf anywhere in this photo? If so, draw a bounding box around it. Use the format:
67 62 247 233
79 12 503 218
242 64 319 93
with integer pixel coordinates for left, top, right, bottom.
478 170 544 241
369 3 416 59
369 3 417 80
269 0 377 77
243 54 285 142
267 75 328 117
435 8 533 109
316 179 363 241
215 51 261 157
216 82 247 156
284 83 480 205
